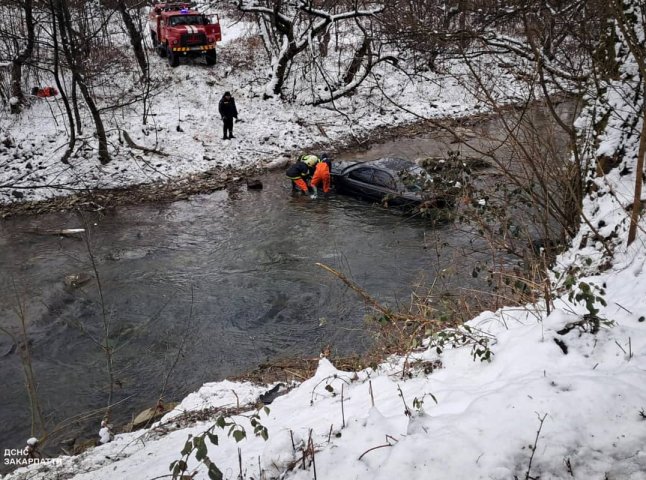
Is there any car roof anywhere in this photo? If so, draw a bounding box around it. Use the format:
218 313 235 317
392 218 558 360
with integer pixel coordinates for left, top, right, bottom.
333 157 425 176
366 157 418 171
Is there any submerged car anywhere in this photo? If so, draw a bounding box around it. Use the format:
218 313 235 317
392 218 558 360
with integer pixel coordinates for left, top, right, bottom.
330 157 451 209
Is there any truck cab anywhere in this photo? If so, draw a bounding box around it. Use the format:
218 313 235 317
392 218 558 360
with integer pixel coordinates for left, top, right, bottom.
149 4 221 67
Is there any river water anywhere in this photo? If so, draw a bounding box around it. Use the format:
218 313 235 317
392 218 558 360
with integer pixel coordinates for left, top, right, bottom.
0 101 575 456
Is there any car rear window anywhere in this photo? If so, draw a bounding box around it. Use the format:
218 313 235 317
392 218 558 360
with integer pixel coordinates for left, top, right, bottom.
349 168 374 183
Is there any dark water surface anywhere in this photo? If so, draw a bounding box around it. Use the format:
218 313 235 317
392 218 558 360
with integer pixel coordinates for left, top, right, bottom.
0 172 481 453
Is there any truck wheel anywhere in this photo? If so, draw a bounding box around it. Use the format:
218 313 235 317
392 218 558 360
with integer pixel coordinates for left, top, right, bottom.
158 43 167 58
205 51 216 66
151 32 158 47
168 49 179 68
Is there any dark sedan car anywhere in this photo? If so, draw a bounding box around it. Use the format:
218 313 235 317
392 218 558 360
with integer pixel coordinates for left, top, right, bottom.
331 157 449 209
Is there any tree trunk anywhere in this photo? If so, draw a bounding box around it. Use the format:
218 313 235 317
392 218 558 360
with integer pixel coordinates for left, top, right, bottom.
56 0 110 164
75 75 110 165
319 30 330 58
10 0 35 114
627 98 646 246
343 35 369 85
49 0 75 163
270 48 293 97
117 0 148 78
71 78 83 135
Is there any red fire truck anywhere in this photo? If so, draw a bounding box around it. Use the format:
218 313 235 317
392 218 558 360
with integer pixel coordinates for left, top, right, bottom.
149 3 221 67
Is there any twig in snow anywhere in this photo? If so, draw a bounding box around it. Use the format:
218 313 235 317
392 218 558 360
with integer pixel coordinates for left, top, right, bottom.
614 340 627 355
238 447 243 480
310 374 351 405
613 302 632 314
310 433 317 480
564 456 574 477
397 384 411 417
525 413 548 480
358 440 395 461
341 384 346 428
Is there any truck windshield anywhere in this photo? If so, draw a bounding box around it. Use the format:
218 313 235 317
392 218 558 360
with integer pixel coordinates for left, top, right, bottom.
168 15 207 26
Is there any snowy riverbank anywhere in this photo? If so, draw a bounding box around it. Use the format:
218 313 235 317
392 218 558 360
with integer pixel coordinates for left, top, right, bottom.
3 4 646 479
4 241 646 479
0 13 525 211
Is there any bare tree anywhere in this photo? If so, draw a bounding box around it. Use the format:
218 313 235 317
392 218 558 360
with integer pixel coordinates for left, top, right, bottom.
115 0 148 79
6 0 35 113
606 0 646 246
373 0 641 255
237 0 387 101
379 0 474 72
53 0 111 165
48 0 75 164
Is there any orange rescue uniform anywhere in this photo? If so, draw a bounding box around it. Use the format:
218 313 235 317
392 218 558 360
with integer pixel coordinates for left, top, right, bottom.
286 160 311 193
310 161 330 193
292 178 309 193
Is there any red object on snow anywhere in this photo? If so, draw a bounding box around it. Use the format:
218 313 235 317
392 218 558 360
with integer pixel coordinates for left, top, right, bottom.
35 86 58 97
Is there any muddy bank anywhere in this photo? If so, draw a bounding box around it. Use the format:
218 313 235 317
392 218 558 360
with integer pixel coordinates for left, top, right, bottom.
0 164 265 219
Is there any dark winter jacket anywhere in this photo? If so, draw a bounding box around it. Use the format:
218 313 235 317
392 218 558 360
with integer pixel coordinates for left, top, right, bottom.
285 161 310 180
218 94 238 120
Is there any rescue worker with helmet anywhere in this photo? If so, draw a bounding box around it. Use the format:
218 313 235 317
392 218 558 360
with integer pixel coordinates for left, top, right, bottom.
309 153 332 198
286 154 319 197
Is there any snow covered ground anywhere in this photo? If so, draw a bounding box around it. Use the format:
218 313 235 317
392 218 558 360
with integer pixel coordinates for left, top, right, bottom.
3 6 646 480
0 13 520 207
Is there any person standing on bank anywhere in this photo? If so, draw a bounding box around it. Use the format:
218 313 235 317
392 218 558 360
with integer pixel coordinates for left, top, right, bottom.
218 91 238 140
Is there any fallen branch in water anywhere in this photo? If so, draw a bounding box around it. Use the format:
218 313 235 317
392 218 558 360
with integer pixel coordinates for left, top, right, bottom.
315 262 408 321
315 263 430 323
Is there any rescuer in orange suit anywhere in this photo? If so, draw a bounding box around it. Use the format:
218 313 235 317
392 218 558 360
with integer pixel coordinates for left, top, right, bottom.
309 153 332 198
286 155 318 196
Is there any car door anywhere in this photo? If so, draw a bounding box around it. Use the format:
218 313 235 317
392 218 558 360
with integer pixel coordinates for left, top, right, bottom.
346 167 397 202
371 170 398 201
345 167 376 199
